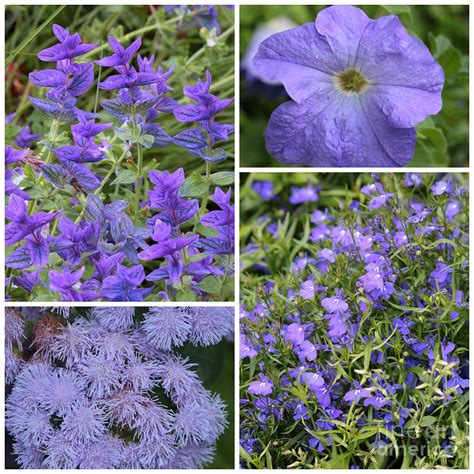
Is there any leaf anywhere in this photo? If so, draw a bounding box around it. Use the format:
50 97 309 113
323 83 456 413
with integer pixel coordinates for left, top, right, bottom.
199 147 227 163
417 126 447 152
133 96 160 114
175 290 196 302
211 171 234 186
197 275 222 293
428 34 462 76
179 174 210 197
100 98 132 118
110 169 137 185
364 340 373 372
419 415 437 427
380 5 412 23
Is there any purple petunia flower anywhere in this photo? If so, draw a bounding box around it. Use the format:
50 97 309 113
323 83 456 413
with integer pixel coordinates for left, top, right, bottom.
253 5 444 167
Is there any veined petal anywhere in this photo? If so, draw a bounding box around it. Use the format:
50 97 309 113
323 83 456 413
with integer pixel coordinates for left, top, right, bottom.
314 5 371 69
253 23 336 102
355 15 444 127
266 93 415 167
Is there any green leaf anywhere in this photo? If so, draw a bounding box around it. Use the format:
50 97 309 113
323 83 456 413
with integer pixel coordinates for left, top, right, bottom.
419 415 437 427
175 290 196 302
210 171 234 186
197 276 222 293
428 33 462 76
180 174 210 197
364 340 373 372
110 169 137 185
417 126 447 152
380 5 412 23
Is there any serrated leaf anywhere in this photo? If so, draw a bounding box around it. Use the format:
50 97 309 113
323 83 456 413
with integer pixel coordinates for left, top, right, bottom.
111 169 137 185
180 174 210 197
197 275 221 293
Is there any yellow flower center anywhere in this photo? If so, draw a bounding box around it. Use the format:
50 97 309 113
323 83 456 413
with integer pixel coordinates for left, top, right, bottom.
334 68 369 94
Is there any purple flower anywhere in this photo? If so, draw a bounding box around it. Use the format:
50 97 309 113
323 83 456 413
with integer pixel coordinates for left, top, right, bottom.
248 373 273 395
253 5 443 166
14 126 41 148
142 307 191 350
431 180 451 196
289 185 318 204
6 194 61 246
101 264 153 301
37 25 97 62
321 290 349 313
369 193 394 210
343 386 371 403
252 180 274 201
284 323 305 345
363 392 391 408
298 279 316 299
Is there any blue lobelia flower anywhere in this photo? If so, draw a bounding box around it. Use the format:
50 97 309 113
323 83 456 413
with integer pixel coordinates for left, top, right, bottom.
253 5 444 167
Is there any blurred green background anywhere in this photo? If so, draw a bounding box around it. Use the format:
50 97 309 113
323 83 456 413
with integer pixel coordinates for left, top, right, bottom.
240 5 469 168
5 5 234 177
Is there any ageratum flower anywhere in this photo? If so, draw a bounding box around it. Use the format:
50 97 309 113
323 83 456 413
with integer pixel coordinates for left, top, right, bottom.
6 307 232 469
253 5 444 166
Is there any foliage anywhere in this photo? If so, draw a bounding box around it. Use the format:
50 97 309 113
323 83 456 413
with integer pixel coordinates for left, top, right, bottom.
240 173 469 468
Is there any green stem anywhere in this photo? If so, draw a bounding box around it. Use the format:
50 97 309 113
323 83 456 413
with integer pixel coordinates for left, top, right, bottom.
28 118 59 215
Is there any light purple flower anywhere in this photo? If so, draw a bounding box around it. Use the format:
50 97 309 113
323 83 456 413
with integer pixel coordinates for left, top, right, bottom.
253 5 443 167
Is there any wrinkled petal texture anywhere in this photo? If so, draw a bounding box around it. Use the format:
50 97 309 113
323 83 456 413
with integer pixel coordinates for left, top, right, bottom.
253 5 444 167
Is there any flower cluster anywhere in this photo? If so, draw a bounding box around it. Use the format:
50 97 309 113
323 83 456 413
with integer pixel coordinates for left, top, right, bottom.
240 173 469 469
6 306 233 469
6 14 234 302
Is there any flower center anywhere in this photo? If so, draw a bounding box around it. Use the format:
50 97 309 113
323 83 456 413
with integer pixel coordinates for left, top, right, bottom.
334 68 369 94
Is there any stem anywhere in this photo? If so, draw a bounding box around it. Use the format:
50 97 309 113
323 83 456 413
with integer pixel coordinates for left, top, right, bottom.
28 118 59 215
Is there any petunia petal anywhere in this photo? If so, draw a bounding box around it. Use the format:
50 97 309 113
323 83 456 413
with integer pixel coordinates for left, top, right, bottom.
314 5 371 69
253 23 336 102
355 15 444 127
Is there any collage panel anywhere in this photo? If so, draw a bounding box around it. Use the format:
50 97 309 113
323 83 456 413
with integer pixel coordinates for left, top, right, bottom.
240 4 468 168
5 5 235 303
5 305 235 469
240 172 469 468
